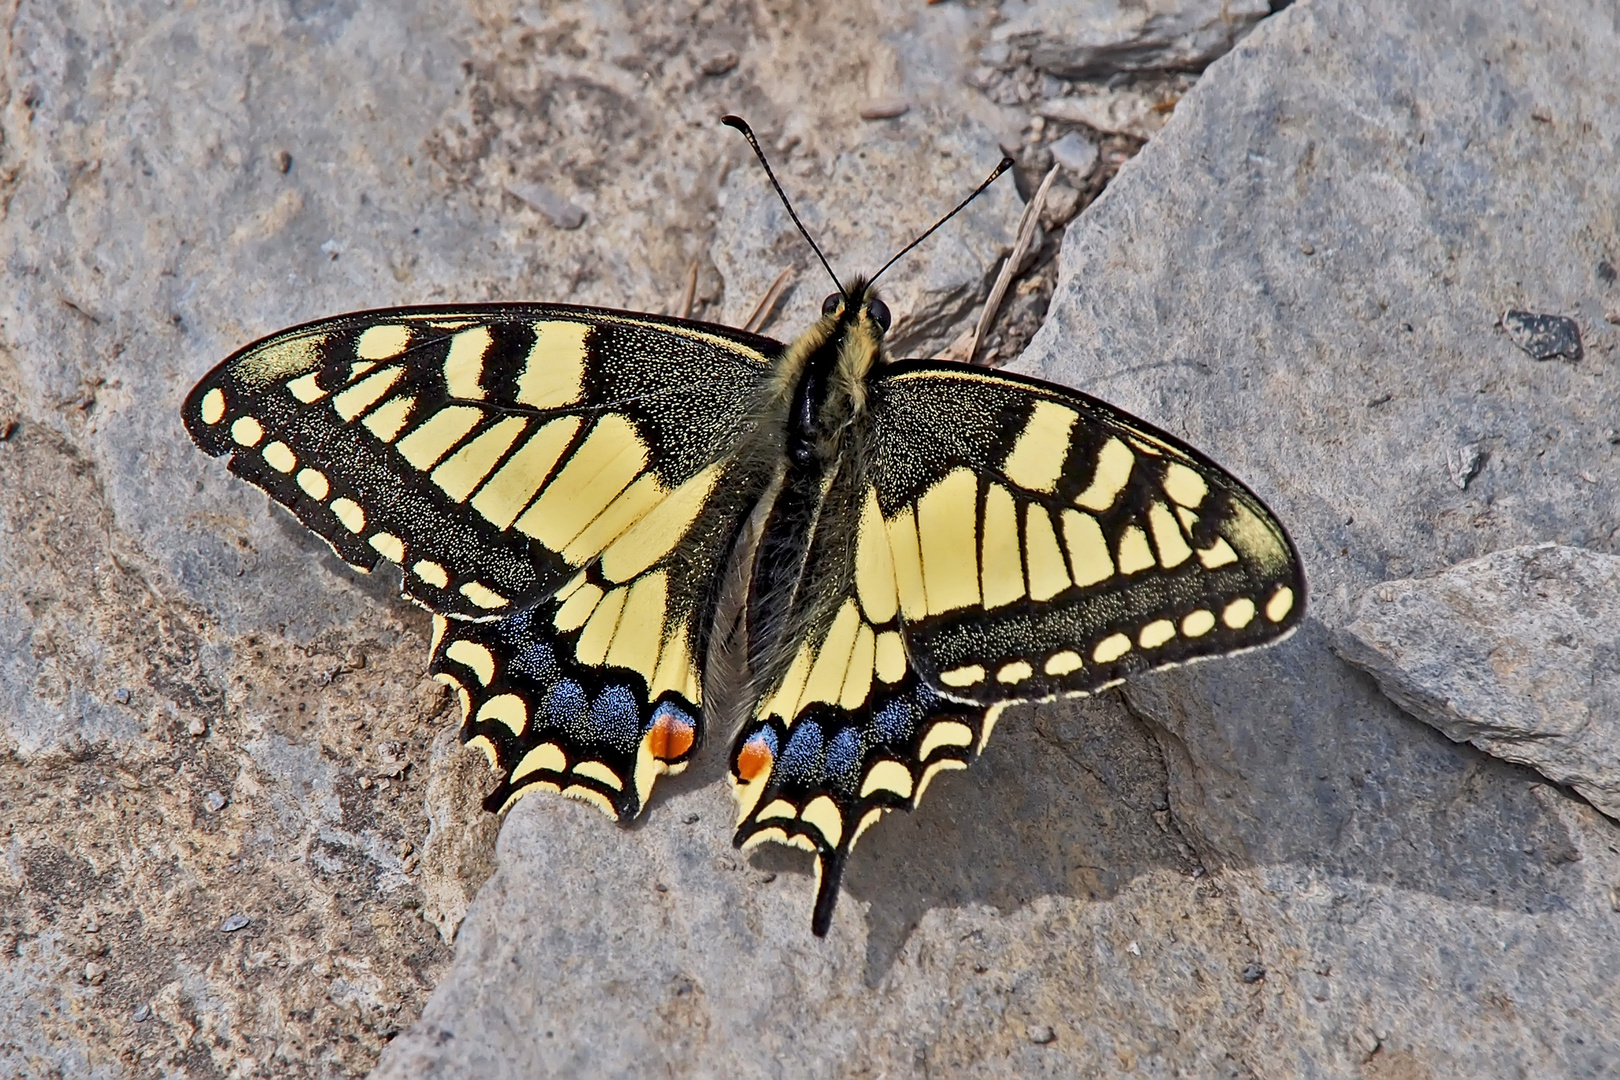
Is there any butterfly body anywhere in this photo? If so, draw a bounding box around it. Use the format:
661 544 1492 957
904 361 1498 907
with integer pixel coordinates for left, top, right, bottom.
184 275 1304 936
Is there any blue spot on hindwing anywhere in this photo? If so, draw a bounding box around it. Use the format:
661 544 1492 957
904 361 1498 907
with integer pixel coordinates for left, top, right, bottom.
778 720 825 781
590 684 641 754
824 728 861 793
873 696 919 745
542 679 588 730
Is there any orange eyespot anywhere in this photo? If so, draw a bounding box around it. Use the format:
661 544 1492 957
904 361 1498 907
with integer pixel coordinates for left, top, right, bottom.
647 709 696 761
736 737 774 782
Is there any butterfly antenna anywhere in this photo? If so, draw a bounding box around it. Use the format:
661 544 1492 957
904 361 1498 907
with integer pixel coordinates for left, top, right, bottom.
869 156 1016 287
722 115 845 298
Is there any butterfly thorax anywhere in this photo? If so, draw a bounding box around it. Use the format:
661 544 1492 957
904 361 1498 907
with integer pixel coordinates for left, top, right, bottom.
744 281 888 693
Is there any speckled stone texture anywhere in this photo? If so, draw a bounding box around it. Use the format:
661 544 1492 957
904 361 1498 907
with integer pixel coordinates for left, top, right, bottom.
377 1 1620 1078
1333 544 1620 820
4 0 1618 1076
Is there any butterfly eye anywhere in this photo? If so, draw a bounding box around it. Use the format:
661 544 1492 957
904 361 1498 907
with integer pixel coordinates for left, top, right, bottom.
822 293 842 317
867 297 891 333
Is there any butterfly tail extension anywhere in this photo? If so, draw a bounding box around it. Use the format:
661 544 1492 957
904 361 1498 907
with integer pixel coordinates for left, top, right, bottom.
729 675 982 936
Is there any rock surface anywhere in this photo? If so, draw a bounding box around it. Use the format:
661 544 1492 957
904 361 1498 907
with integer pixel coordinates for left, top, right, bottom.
3 0 1618 1078
992 0 1274 79
383 0 1620 1078
1334 544 1620 820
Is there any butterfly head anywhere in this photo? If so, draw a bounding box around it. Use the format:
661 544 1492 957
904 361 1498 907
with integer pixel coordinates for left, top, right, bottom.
813 276 893 403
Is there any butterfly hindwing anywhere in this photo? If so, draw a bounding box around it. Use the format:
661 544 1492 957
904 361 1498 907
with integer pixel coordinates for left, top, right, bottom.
729 360 1304 933
184 304 783 818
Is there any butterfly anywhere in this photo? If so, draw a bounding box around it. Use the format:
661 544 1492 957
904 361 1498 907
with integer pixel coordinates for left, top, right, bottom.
182 117 1304 936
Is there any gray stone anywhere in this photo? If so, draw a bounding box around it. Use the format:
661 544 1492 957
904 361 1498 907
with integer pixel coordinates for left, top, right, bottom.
993 0 1273 79
1334 545 1620 820
1048 131 1100 179
1037 89 1172 139
1011 0 1620 1075
6 0 1620 1076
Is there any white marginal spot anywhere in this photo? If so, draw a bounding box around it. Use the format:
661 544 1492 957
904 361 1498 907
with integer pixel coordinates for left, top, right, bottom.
800 796 843 849
913 758 966 805
512 742 567 781
1093 633 1131 664
330 497 365 533
369 532 405 564
572 760 624 792
996 660 1033 684
200 388 226 425
756 799 798 822
939 664 985 688
445 639 496 686
1138 619 1176 649
1044 650 1083 676
860 760 914 800
413 560 449 589
1223 597 1257 629
1182 609 1216 637
918 720 974 762
261 441 296 473
1266 586 1295 623
231 416 264 447
564 784 620 820
474 694 527 735
460 581 508 610
296 468 329 500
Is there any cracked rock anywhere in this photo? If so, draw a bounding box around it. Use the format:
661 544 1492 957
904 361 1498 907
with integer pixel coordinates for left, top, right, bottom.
1334 545 1620 820
992 0 1273 80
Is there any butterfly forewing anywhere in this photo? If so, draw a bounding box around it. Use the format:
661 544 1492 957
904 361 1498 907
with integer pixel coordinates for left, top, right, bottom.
870 363 1304 701
184 304 783 818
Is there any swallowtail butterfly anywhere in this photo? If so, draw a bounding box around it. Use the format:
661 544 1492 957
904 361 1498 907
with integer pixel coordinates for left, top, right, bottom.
183 118 1304 935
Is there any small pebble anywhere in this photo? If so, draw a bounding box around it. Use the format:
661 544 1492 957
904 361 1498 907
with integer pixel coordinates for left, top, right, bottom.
205 791 228 812
858 98 910 121
1240 962 1266 983
83 961 107 985
684 813 701 824
133 1004 152 1023
220 913 250 933
274 149 292 173
700 52 739 77
1126 940 1141 956
1048 131 1099 178
1027 1023 1056 1045
358 776 374 790
506 181 586 230
1501 309 1583 361
187 717 207 737
113 687 131 705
